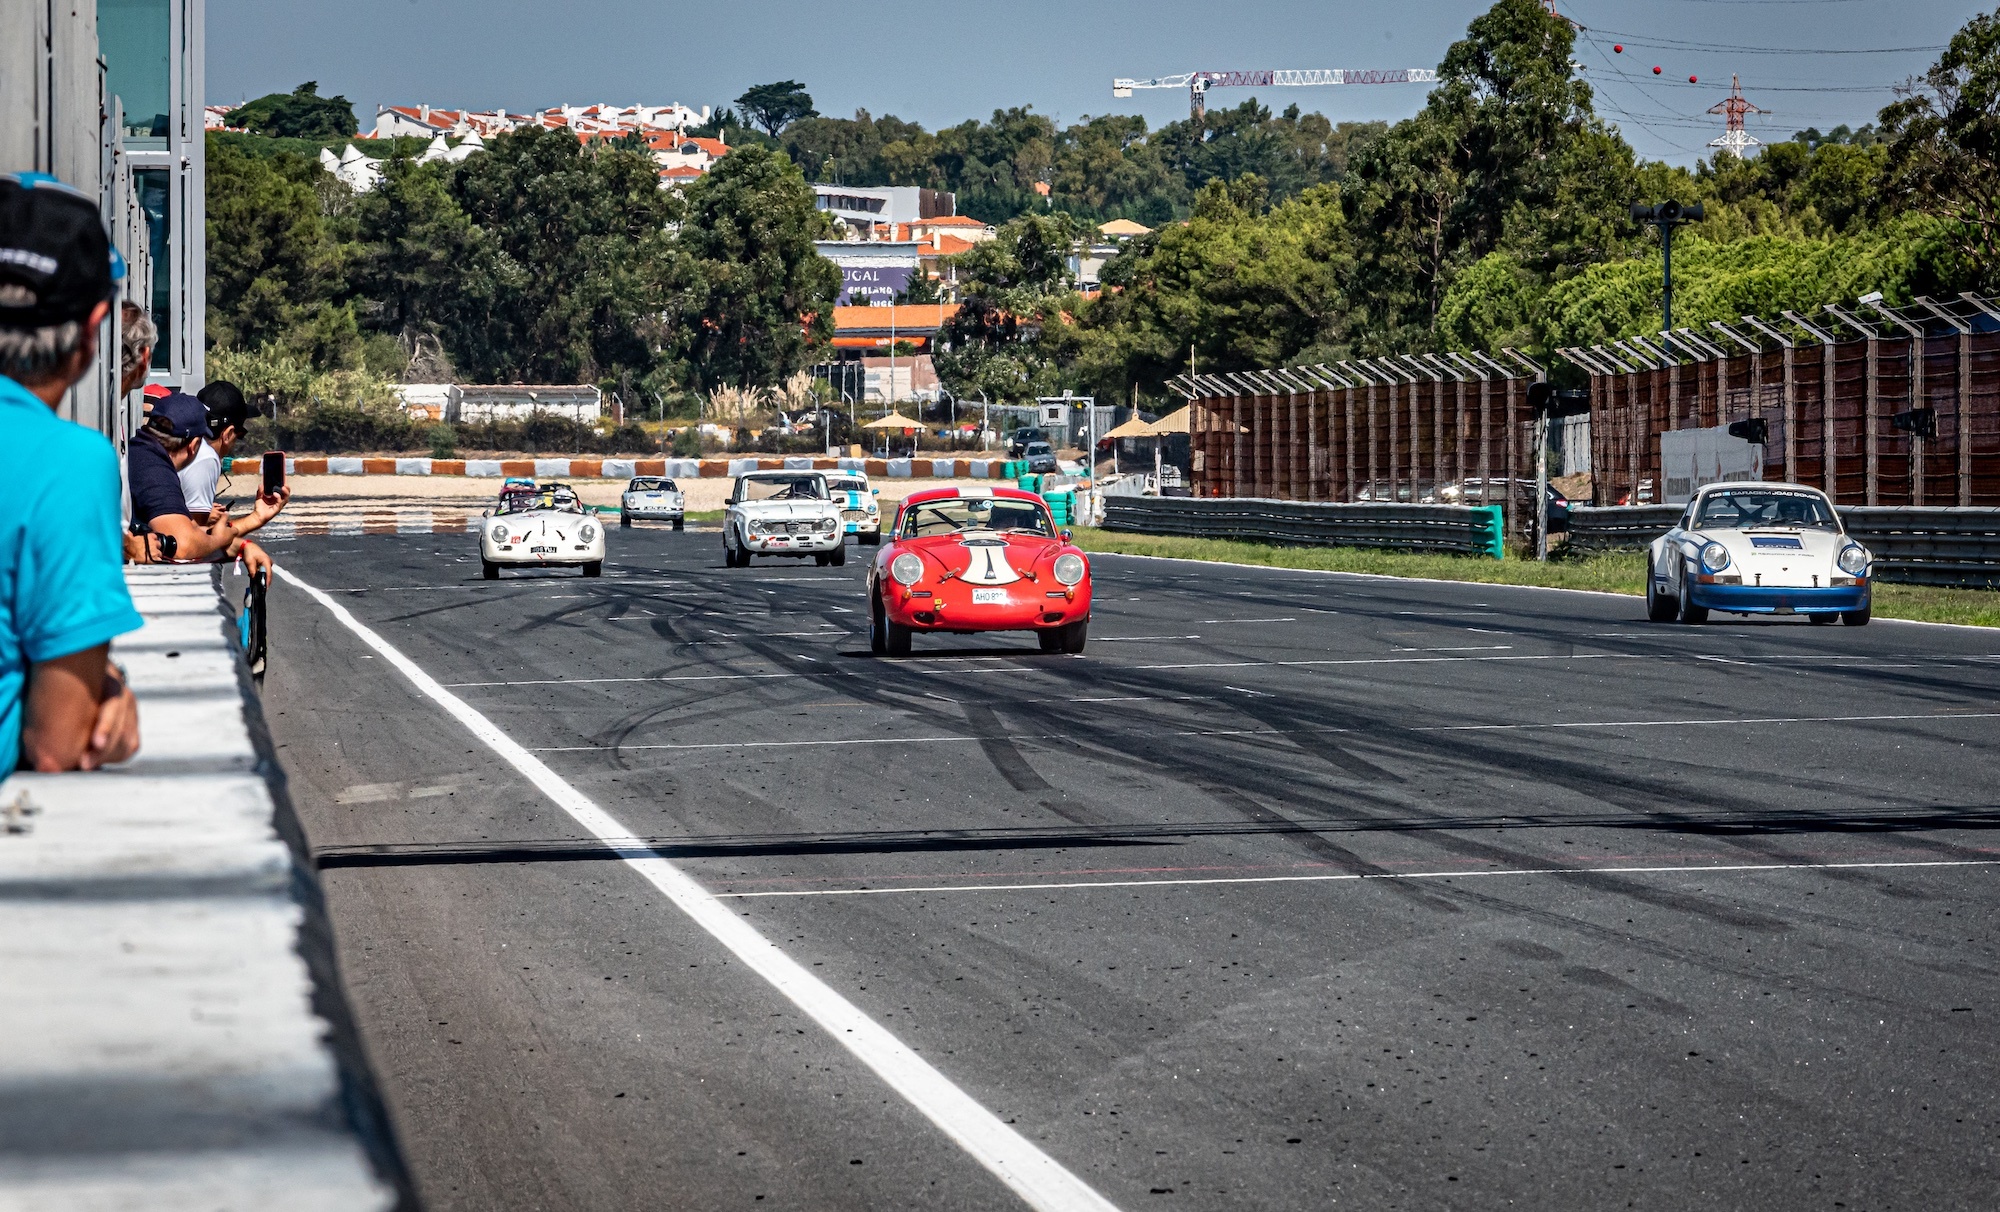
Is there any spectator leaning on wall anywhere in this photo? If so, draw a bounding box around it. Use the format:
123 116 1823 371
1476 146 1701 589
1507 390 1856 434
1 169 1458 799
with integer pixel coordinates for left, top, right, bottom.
0 172 144 771
185 379 273 524
128 392 283 576
118 300 153 400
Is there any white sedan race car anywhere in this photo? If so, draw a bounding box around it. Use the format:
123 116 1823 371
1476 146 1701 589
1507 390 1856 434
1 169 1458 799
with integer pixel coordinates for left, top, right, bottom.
1646 482 1872 625
620 476 684 529
722 470 846 567
825 470 882 544
481 483 606 579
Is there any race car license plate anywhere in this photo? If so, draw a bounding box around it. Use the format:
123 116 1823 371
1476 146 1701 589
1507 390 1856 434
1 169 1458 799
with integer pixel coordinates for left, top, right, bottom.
530 545 556 554
972 588 1007 605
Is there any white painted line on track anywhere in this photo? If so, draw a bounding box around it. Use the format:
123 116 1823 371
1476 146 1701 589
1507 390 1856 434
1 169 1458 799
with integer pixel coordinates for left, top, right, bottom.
276 565 1123 1212
1095 635 1201 642
713 857 2000 899
1424 710 2000 733
1392 645 1512 652
1197 617 1296 624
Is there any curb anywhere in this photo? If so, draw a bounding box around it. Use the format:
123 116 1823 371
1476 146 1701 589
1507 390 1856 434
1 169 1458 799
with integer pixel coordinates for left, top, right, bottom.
232 456 1030 480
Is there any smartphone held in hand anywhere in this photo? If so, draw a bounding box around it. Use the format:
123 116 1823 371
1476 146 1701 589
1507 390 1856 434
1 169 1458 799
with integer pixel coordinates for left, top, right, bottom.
261 451 286 496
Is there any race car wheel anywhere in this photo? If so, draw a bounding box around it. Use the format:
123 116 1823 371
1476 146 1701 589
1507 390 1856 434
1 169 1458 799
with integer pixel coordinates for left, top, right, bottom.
1059 618 1090 654
1677 577 1708 625
830 541 847 567
620 513 631 529
1038 628 1063 653
1843 604 1872 626
672 518 684 532
869 592 887 655
481 560 499 581
814 552 833 567
885 619 913 657
1645 573 1676 622
582 561 602 578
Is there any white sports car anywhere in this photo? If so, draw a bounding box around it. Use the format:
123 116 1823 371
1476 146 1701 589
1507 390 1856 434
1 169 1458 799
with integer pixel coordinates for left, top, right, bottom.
481 483 606 579
1646 482 1871 625
723 470 846 567
825 470 882 544
620 476 684 529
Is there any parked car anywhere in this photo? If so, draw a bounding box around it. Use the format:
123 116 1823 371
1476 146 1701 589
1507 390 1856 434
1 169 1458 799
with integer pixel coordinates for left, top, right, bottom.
1645 482 1871 624
1007 427 1050 458
1435 477 1569 535
619 476 684 529
867 486 1092 656
1021 441 1060 474
480 483 605 579
722 470 846 567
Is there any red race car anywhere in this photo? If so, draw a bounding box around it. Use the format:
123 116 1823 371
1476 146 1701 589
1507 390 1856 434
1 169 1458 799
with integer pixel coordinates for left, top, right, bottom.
867 486 1092 656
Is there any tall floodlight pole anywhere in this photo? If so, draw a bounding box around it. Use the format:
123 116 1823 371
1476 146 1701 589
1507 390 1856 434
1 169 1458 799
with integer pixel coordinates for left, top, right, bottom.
1631 201 1705 333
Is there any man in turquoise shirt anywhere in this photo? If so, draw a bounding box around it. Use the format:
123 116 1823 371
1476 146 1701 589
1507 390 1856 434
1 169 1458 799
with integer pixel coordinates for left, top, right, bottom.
1 174 144 770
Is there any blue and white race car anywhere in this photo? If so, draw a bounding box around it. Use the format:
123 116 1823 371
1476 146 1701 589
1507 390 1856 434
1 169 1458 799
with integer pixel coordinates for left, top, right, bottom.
1646 482 1872 625
825 469 883 545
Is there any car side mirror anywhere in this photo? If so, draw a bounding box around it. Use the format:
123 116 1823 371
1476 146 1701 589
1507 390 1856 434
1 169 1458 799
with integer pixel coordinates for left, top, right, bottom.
1061 529 1072 542
871 488 880 495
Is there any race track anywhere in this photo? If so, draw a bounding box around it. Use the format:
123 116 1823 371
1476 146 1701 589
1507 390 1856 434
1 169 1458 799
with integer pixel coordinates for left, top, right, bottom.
261 525 2000 1211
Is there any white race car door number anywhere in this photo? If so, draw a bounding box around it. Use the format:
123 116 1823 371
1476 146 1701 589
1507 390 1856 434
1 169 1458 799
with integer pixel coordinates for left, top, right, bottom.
971 588 1007 605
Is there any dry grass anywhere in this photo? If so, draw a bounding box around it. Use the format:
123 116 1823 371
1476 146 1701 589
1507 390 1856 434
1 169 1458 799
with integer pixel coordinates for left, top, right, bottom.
1070 528 2000 628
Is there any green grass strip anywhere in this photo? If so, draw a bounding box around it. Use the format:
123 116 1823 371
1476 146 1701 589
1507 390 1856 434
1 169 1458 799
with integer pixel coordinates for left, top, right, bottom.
1069 527 2000 629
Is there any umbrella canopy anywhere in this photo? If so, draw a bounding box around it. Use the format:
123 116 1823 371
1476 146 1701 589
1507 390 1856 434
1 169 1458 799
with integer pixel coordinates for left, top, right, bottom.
1103 414 1158 440
1143 406 1191 435
864 412 923 430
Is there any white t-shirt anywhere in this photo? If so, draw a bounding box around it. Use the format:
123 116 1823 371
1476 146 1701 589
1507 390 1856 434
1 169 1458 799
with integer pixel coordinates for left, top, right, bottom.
178 441 223 514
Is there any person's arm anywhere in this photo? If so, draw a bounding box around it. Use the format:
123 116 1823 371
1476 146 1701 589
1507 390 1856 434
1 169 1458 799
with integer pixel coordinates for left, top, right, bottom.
20 644 139 772
147 487 286 562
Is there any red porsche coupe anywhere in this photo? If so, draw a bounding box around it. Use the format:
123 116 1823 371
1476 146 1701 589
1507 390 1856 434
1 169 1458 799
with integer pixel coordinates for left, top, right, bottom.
866 486 1092 656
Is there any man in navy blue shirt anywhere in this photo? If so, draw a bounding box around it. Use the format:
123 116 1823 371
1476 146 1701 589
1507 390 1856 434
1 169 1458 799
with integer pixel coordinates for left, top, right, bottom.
0 174 144 770
128 391 285 570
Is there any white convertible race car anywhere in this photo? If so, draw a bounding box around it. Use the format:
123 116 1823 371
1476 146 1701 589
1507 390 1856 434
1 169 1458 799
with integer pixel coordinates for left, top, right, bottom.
722 470 846 567
481 483 606 579
1646 482 1871 625
825 469 882 544
620 475 684 529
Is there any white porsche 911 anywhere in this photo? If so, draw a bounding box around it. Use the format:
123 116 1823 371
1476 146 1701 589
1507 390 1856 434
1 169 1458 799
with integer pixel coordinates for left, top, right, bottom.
1646 482 1871 625
620 475 684 529
481 483 606 579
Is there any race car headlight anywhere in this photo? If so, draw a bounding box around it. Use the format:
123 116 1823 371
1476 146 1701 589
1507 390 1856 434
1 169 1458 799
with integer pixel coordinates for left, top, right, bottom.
748 520 768 536
489 523 508 542
1052 553 1086 585
1838 543 1869 576
1700 541 1731 574
817 516 838 532
866 503 878 515
580 523 596 543
890 553 925 585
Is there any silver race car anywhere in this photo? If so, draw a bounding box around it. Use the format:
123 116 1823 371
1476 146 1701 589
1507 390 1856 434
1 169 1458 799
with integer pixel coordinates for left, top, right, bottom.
1646 482 1871 625
620 476 684 530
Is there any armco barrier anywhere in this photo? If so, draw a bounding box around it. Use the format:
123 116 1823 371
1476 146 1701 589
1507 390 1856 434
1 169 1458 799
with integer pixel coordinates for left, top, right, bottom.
0 567 401 1208
1568 504 2000 588
1102 496 1505 558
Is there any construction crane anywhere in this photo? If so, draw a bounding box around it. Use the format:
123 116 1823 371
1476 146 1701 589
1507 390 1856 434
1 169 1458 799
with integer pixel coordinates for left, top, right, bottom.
1113 68 1439 125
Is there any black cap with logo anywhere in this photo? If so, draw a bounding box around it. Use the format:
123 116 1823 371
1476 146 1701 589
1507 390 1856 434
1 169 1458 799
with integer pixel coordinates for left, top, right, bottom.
0 173 119 327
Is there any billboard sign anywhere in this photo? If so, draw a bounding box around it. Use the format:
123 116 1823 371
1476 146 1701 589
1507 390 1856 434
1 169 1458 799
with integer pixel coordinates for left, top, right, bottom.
839 265 912 305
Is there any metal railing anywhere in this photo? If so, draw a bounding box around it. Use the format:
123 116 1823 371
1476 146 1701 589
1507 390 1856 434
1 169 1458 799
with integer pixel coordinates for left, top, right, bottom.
1102 496 1505 558
1567 504 2000 588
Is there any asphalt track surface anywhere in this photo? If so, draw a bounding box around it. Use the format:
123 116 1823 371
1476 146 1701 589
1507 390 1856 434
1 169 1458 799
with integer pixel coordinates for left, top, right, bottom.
261 526 2000 1211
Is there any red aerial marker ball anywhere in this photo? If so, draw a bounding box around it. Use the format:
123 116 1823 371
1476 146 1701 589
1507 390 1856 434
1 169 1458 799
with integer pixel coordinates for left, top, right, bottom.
1689 75 1699 83
1613 44 1623 53
1652 65 1663 75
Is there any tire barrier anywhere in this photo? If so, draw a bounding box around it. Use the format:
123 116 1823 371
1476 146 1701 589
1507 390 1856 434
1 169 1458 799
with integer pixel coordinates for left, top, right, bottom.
1102 496 1506 559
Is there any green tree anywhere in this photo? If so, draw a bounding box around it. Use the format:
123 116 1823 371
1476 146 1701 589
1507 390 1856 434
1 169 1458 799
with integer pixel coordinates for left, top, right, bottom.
224 82 359 140
204 135 354 362
1883 11 2000 292
736 81 818 138
676 144 841 389
347 155 493 371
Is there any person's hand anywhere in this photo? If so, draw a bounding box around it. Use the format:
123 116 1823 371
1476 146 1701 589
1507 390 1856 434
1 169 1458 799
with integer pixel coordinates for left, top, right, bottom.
80 669 139 770
238 539 273 581
205 501 229 526
250 484 289 526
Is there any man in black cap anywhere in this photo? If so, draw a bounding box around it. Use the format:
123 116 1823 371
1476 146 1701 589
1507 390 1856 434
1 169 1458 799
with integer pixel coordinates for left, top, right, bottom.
128 390 284 568
0 172 142 771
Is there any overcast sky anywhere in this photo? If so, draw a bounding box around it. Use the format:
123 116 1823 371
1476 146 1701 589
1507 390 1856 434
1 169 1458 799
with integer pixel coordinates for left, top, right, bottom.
206 0 1985 166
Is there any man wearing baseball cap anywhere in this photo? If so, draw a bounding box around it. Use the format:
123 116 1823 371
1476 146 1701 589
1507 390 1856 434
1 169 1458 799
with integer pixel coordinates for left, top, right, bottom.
129 389 285 566
0 172 143 770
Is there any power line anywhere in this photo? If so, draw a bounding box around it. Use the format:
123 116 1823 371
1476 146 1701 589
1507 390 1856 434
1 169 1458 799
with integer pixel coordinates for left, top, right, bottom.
1583 27 1944 55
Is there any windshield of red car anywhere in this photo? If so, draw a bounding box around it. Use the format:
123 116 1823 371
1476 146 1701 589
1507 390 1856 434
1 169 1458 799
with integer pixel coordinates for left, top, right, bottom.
902 498 1052 537
1695 489 1838 530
